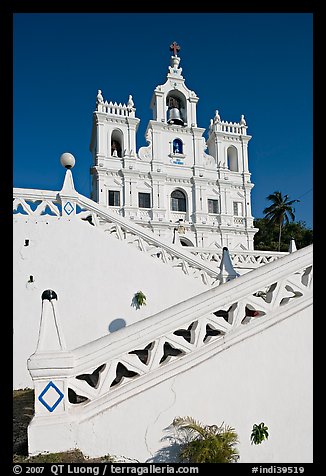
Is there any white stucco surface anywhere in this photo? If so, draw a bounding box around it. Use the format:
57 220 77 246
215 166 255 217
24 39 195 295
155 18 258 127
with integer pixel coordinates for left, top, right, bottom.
74 303 312 463
13 216 206 389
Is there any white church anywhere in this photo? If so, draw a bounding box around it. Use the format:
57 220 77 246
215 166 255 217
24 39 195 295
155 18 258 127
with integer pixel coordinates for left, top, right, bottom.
13 43 313 463
90 41 258 250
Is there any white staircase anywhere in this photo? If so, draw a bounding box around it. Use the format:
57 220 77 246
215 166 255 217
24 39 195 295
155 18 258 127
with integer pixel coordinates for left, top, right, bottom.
14 173 312 461
27 244 313 462
13 175 287 283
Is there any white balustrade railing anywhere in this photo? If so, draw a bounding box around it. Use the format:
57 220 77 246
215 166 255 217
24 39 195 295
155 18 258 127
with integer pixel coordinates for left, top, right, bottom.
233 216 245 225
97 101 135 118
13 188 61 216
108 207 123 216
12 184 290 278
137 209 152 220
13 186 220 286
190 247 288 269
169 211 187 222
218 120 246 135
28 244 312 422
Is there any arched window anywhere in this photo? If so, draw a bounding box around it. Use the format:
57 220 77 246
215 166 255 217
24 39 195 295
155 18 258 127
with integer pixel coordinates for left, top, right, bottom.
111 129 123 158
227 146 238 172
166 91 187 126
171 190 186 212
173 139 183 154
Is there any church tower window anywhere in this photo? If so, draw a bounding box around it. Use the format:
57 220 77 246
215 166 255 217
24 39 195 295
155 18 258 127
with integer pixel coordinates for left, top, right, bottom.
173 139 183 154
171 190 186 212
166 92 186 126
227 146 238 172
110 129 123 158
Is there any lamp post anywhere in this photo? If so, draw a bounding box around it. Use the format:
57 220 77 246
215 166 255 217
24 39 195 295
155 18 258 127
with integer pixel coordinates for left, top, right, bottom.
59 152 77 217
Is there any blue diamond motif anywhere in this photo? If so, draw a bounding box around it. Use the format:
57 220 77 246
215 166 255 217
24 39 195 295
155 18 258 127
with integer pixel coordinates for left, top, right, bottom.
64 201 74 215
38 381 64 412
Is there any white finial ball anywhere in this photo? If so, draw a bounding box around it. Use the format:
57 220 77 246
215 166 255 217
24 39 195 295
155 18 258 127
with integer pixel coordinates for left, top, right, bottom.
60 152 75 169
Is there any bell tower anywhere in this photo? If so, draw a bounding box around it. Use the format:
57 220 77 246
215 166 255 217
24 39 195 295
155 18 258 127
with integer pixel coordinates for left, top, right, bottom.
89 91 140 206
205 110 258 248
150 42 199 129
90 42 258 250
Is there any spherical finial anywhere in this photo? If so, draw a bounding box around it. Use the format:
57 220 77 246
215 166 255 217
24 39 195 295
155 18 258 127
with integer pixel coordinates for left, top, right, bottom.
60 152 75 169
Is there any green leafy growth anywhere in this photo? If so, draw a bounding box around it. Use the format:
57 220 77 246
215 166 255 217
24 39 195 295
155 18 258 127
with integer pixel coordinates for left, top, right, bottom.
172 416 239 463
134 291 147 309
254 218 312 252
250 422 269 445
262 191 299 251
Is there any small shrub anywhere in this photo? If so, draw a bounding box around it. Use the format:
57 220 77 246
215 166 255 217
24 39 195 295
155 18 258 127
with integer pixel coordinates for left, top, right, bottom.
251 422 269 445
133 291 147 309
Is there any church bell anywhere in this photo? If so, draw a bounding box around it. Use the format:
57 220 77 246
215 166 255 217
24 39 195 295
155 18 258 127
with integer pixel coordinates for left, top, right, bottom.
168 107 184 126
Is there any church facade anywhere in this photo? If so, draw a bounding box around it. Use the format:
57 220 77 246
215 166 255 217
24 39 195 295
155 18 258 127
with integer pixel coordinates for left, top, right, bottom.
90 43 258 249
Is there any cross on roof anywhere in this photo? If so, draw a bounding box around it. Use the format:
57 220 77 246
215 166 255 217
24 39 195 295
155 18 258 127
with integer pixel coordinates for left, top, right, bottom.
170 41 180 56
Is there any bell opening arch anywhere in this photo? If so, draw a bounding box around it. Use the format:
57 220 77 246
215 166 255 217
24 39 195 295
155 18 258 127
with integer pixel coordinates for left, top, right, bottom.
166 91 187 126
227 145 239 172
110 129 124 158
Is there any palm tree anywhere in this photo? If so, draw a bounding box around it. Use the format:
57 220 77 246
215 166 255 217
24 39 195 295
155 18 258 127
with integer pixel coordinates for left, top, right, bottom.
172 416 239 463
263 191 299 251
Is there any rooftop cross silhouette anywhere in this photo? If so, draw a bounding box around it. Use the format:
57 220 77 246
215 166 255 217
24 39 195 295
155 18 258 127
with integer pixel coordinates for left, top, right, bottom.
169 41 180 56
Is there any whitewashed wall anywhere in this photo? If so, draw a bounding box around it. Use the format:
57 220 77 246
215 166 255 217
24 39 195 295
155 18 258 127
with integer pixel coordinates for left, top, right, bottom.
74 302 312 463
13 216 206 389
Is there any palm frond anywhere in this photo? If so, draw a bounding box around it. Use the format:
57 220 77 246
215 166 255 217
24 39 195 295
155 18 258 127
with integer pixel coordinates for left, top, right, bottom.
173 416 210 439
172 416 239 463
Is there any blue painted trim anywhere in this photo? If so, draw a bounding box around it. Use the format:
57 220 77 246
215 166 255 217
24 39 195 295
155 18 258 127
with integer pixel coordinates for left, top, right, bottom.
64 201 74 215
38 381 64 413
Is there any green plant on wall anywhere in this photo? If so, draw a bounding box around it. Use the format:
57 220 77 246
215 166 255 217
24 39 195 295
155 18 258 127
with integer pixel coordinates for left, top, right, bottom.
133 291 147 309
172 416 239 463
250 422 269 445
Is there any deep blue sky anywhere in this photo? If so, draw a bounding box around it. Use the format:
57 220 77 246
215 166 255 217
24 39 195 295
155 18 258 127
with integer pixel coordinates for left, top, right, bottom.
13 13 313 228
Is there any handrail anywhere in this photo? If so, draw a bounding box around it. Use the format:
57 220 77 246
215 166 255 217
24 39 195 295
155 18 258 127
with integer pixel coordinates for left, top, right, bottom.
76 193 221 281
13 188 59 201
189 247 288 268
28 245 312 420
72 244 312 365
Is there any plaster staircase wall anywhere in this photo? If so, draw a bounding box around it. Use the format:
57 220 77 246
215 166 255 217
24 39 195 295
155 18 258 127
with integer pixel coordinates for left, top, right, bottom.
13 180 241 389
13 214 210 389
27 244 313 463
